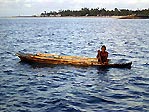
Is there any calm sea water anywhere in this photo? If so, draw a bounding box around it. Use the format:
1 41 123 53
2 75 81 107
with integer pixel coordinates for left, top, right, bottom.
0 17 149 112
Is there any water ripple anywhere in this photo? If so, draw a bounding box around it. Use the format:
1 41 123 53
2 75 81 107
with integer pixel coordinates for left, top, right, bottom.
0 18 149 112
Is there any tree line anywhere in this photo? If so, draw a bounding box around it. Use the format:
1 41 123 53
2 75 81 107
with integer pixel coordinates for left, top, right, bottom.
40 8 149 17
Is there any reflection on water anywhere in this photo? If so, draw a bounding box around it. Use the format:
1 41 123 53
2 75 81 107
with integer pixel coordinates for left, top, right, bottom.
0 18 149 112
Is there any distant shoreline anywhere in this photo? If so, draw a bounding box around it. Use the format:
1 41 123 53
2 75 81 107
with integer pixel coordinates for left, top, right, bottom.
3 15 149 19
1 8 149 19
10 16 124 19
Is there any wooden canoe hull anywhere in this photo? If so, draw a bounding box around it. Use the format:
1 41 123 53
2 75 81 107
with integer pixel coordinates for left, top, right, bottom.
16 53 132 68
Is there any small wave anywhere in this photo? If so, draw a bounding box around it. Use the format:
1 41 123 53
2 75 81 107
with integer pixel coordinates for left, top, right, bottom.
86 95 116 104
16 109 32 112
109 94 135 99
126 105 147 112
37 86 48 91
142 63 149 67
129 91 148 97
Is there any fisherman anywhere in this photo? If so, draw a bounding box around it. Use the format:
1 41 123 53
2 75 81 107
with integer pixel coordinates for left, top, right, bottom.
97 45 108 64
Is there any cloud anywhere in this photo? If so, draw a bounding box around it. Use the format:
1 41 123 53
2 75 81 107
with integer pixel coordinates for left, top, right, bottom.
24 3 32 8
0 0 149 16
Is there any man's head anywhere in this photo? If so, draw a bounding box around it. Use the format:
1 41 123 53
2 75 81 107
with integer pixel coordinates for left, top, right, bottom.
101 45 106 52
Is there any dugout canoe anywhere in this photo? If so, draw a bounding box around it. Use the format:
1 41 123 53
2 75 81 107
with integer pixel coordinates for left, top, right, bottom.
16 52 132 68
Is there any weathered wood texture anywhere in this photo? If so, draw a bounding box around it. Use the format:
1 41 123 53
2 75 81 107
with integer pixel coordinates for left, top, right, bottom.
16 53 132 68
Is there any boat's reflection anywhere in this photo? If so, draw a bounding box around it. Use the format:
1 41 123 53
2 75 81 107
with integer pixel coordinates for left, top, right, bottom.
19 61 61 69
19 61 110 73
18 61 93 69
96 67 109 74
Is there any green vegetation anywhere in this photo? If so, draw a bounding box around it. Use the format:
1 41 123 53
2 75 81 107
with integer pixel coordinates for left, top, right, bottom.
40 8 149 17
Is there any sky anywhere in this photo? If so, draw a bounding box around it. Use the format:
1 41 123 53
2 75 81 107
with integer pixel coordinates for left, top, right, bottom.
0 0 149 16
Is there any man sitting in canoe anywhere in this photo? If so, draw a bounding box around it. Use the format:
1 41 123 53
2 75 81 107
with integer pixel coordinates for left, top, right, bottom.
97 45 108 64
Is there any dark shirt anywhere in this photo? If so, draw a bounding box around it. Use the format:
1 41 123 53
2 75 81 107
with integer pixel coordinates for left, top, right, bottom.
97 51 108 63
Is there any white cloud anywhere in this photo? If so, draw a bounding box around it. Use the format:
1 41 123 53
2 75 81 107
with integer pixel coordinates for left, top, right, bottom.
24 3 32 8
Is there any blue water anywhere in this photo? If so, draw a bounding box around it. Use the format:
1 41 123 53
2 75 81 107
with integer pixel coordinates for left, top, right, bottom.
0 17 149 112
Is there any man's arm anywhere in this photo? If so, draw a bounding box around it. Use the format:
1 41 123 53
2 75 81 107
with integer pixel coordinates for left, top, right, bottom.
104 52 109 64
97 50 102 63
